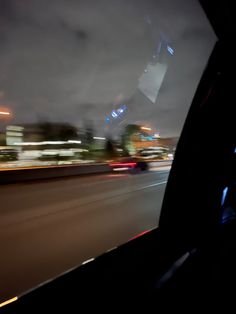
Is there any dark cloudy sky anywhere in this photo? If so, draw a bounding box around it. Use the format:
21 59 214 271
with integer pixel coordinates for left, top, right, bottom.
0 0 216 137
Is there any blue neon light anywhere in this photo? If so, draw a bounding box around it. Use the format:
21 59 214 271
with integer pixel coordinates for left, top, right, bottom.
167 45 174 55
221 186 229 206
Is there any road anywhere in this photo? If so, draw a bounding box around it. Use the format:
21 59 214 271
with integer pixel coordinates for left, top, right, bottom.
0 166 170 302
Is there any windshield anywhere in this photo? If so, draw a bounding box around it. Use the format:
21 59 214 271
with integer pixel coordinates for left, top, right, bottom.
0 0 216 303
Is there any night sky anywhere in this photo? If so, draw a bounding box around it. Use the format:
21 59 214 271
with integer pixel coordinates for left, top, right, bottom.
0 0 216 137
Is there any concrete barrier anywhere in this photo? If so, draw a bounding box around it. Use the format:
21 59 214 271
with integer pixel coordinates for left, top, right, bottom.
0 163 111 184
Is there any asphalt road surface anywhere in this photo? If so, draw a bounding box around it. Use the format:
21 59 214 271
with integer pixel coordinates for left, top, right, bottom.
0 167 170 302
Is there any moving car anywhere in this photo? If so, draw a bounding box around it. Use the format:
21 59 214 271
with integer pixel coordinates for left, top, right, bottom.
137 147 169 160
109 157 149 172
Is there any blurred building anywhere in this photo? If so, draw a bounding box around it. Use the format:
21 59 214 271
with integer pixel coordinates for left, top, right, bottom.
6 125 24 146
133 136 178 152
0 131 6 145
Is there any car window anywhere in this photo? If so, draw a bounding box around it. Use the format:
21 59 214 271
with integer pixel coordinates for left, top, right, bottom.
0 0 216 304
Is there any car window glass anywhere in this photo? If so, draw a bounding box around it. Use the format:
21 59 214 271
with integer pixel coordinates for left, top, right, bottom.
0 0 216 303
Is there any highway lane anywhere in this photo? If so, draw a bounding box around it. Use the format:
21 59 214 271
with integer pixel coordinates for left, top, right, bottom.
0 167 170 302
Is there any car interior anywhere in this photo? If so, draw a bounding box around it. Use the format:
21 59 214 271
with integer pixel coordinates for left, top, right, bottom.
2 0 236 311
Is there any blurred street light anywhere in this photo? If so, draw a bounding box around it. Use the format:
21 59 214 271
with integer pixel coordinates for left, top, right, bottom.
0 110 10 116
93 136 106 140
141 126 152 131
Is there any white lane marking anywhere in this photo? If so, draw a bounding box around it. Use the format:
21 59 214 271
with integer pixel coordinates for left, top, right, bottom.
137 181 167 191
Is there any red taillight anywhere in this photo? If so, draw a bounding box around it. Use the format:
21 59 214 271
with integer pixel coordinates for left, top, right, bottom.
109 162 137 168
